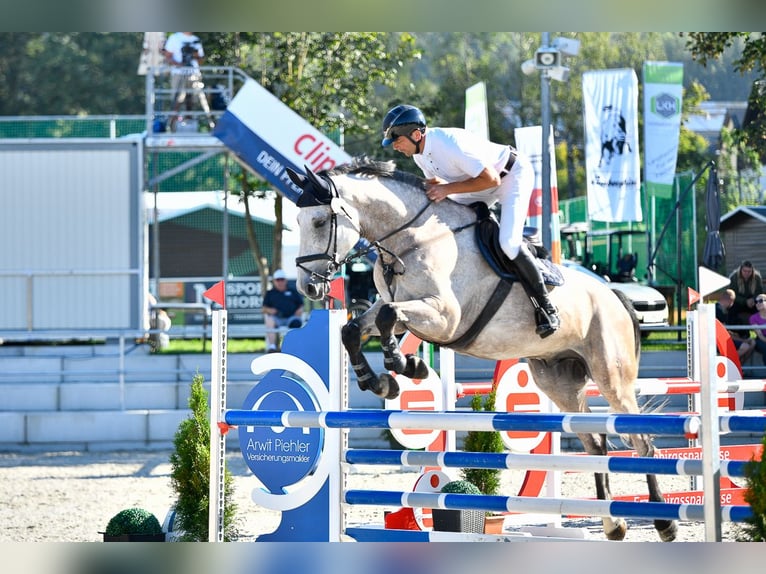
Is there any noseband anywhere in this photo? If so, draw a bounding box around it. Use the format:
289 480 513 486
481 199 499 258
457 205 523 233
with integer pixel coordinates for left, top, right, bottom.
294 174 358 282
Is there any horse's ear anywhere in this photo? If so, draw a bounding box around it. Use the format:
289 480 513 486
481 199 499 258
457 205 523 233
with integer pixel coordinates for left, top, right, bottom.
303 165 333 204
286 166 306 189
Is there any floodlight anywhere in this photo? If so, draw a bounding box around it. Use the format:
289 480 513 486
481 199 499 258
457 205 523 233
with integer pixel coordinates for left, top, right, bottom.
521 59 537 76
534 48 560 70
552 37 580 57
548 66 570 83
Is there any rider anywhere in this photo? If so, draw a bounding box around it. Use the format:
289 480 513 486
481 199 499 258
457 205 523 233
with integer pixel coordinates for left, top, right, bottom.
381 104 560 338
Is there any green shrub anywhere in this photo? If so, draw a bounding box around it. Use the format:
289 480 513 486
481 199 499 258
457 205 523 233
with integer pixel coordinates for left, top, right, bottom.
105 508 163 536
169 372 240 541
736 433 766 542
440 480 481 495
461 390 504 495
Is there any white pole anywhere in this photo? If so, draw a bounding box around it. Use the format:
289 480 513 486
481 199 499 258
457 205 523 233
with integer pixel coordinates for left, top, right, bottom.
326 309 348 542
208 309 228 542
439 346 457 452
697 303 722 541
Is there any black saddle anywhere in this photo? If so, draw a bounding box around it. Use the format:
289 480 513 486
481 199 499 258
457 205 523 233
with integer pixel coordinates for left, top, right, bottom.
469 202 564 286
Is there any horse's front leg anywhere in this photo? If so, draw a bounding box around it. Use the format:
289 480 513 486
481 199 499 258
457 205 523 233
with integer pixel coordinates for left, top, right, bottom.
340 301 402 400
376 302 429 380
341 318 392 397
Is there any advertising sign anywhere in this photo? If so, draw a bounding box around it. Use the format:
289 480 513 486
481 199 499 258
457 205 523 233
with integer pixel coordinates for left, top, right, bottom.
213 79 352 203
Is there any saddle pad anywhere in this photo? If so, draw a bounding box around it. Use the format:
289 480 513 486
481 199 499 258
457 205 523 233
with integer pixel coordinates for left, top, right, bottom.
471 203 564 287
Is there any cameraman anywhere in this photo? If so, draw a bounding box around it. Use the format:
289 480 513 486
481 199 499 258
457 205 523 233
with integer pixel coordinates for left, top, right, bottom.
162 32 213 131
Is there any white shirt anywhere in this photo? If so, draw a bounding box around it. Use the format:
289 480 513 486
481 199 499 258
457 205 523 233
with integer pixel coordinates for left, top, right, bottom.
164 32 204 70
412 127 512 205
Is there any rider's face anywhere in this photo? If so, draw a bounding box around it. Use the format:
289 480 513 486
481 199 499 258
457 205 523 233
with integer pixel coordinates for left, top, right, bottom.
391 129 419 156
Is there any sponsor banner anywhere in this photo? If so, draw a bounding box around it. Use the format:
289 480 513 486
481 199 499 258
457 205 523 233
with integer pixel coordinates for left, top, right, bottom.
213 79 352 203
514 125 561 263
583 69 642 222
643 61 684 199
464 81 489 140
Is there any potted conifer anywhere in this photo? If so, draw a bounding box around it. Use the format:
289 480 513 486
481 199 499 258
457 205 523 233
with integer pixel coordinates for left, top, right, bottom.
431 479 485 533
461 389 506 534
102 507 165 542
168 372 240 541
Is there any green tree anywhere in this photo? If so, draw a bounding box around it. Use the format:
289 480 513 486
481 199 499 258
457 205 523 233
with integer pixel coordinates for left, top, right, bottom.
735 433 766 542
0 32 145 115
202 33 420 280
684 33 766 167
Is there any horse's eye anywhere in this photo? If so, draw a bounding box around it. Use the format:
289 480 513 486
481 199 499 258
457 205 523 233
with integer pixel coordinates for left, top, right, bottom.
313 217 328 230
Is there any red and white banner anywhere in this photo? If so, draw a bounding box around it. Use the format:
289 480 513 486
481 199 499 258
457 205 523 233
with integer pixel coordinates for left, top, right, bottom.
582 69 642 222
514 125 561 263
214 79 352 203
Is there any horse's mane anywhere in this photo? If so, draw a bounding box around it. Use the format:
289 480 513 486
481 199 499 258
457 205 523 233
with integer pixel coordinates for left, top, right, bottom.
327 156 426 191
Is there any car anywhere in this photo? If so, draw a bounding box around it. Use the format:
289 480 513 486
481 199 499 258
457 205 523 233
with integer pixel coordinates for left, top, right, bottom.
561 259 669 329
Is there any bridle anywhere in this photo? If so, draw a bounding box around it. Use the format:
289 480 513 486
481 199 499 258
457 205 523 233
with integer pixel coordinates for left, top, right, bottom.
294 172 436 285
294 169 478 292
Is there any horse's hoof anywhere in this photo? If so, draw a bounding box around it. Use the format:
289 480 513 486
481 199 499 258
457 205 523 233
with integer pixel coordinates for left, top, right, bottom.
604 519 627 541
406 355 430 379
656 520 677 542
376 373 400 400
383 355 407 374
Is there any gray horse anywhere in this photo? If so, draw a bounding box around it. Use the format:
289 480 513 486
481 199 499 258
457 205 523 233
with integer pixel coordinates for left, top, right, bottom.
287 157 676 542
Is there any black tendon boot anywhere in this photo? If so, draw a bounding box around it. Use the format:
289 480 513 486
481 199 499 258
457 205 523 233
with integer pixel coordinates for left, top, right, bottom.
512 245 560 338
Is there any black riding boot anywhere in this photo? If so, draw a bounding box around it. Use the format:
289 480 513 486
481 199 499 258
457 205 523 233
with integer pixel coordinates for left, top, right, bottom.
512 245 560 338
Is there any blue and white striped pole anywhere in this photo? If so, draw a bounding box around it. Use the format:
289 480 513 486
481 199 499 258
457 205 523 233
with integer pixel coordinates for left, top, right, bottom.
224 409 701 437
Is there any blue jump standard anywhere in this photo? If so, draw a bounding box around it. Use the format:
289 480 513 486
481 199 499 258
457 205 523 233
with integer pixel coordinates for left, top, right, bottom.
224 409 701 436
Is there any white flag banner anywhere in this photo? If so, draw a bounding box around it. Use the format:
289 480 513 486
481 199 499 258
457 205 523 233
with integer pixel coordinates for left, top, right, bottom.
643 61 683 199
582 69 642 222
465 81 489 140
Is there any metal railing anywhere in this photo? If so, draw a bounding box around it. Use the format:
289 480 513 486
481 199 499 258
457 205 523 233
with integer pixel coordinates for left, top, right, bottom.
143 65 249 136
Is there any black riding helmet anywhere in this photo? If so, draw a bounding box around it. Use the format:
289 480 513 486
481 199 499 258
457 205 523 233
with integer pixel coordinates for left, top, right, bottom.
381 104 426 147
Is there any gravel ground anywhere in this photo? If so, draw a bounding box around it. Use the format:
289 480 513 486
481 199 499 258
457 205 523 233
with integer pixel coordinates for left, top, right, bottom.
0 448 742 543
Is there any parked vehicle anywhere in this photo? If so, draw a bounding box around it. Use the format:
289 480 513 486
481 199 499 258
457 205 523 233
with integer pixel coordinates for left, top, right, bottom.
561 259 669 329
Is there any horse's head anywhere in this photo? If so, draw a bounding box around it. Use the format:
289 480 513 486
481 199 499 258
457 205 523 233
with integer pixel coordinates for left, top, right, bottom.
287 165 361 301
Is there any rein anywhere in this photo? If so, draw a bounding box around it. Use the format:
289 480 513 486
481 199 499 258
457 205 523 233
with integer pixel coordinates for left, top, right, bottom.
297 171 479 295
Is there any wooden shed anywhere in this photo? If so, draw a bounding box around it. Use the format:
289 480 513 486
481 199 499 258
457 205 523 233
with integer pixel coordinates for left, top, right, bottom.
719 205 766 277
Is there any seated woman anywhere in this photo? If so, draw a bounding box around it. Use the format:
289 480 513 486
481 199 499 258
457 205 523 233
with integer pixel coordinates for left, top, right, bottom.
749 293 766 365
716 289 755 364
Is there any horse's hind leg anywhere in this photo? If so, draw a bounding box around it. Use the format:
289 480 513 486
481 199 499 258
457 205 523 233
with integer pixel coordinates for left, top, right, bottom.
589 361 678 541
375 303 429 380
528 358 628 541
629 434 678 542
577 431 629 541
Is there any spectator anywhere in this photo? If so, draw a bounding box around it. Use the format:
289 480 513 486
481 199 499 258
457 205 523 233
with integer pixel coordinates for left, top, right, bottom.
728 260 763 323
716 288 755 364
262 269 304 353
615 252 638 282
749 293 766 365
162 32 214 131
145 292 172 352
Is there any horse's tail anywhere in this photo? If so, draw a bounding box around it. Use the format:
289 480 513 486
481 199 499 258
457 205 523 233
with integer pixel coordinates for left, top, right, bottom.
611 289 641 361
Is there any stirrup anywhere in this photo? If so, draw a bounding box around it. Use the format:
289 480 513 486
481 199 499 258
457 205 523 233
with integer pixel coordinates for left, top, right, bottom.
535 307 560 338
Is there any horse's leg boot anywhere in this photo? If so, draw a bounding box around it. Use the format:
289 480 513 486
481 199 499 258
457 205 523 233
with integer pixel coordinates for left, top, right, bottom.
513 246 560 338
